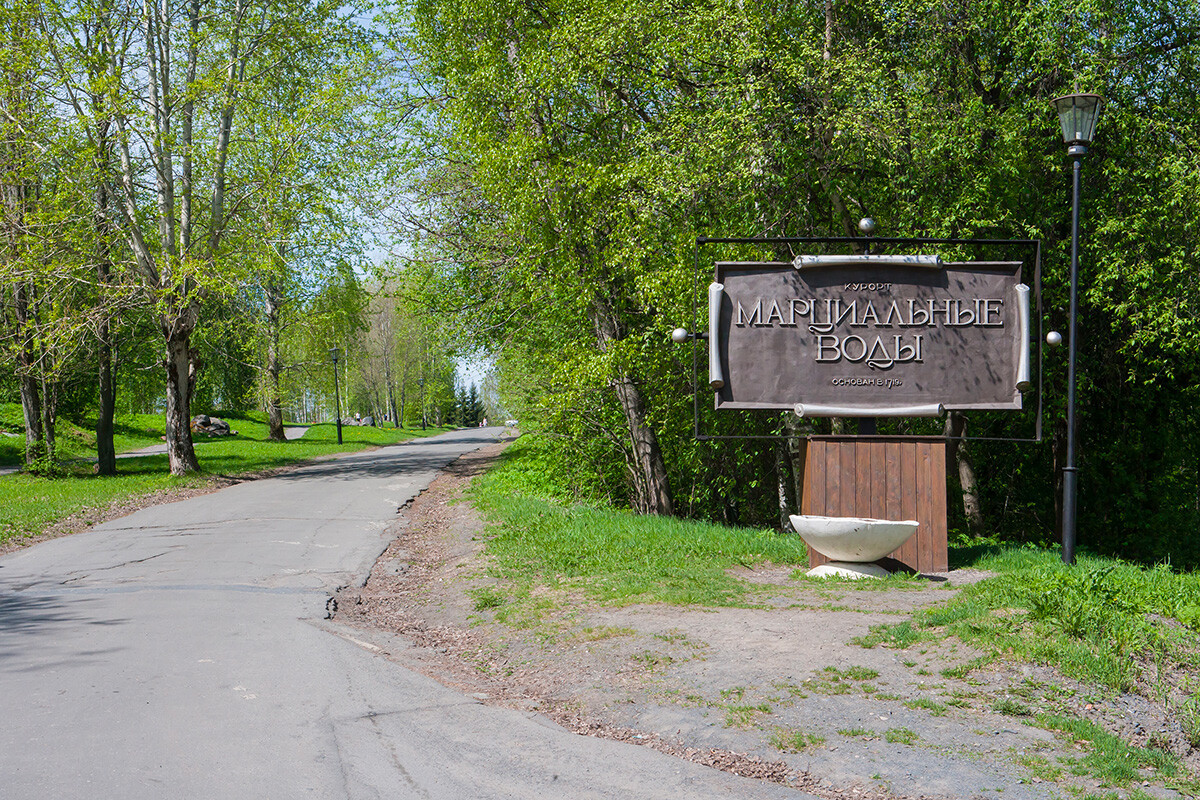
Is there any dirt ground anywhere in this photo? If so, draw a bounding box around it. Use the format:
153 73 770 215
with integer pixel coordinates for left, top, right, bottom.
334 443 1195 800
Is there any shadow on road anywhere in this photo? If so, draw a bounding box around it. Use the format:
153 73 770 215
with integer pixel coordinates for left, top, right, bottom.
0 591 128 670
268 432 503 482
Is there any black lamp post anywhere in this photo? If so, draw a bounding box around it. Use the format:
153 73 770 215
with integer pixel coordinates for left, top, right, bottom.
418 378 426 430
1051 92 1103 565
330 347 343 445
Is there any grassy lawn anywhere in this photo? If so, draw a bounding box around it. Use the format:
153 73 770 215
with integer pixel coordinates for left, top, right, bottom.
0 411 451 547
0 403 27 466
469 438 815 607
1 405 169 467
476 445 1200 691
467 436 1200 795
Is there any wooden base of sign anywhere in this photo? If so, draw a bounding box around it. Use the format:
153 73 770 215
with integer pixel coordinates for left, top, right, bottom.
800 437 948 574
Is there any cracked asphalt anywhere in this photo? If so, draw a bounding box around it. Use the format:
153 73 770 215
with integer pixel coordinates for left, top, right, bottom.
0 429 815 799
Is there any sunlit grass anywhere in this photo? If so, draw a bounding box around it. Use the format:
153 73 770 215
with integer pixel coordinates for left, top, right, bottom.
468 442 812 607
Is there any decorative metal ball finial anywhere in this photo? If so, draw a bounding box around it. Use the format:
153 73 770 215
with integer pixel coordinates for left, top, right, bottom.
1046 331 1063 347
671 328 690 343
858 217 876 235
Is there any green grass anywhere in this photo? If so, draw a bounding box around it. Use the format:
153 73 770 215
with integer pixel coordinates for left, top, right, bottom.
1040 713 1178 785
837 665 880 681
0 412 452 546
458 441 1200 791
770 728 825 752
850 544 1199 790
885 727 919 744
1013 751 1064 782
109 412 177 452
724 702 772 728
904 697 948 716
0 403 27 465
856 547 1200 694
468 585 506 611
467 442 812 607
0 405 168 467
993 698 1034 717
838 727 873 737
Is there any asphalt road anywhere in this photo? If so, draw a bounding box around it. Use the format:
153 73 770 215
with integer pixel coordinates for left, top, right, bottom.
0 428 812 799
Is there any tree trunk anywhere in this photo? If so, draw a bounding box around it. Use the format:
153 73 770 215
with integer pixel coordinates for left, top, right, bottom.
12 282 44 464
94 121 117 475
265 345 285 440
944 411 984 533
775 436 796 531
385 360 399 428
264 286 285 441
96 322 117 474
590 297 673 516
18 368 43 463
611 372 674 515
164 327 200 475
40 373 57 462
782 413 809 530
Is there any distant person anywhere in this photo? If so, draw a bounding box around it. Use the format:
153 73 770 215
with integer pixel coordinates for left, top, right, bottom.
480 417 487 427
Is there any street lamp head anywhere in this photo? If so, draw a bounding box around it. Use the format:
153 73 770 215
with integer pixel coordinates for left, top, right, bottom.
329 347 340 364
1051 93 1104 153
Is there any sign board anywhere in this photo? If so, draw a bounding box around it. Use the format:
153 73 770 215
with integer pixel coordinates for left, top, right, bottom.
710 257 1031 415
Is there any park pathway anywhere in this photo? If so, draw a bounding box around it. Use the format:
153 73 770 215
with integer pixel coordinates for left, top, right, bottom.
0 428 810 799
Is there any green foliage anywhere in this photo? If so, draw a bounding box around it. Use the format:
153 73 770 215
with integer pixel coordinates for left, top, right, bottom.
22 452 68 478
388 0 1200 565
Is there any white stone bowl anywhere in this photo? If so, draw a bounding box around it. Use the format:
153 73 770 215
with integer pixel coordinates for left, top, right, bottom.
788 515 919 563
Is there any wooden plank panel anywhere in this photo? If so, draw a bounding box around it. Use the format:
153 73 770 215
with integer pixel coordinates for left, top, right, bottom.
931 443 948 571
899 442 918 570
801 440 821 514
870 442 887 522
839 441 856 517
799 437 947 574
826 441 841 517
855 440 871 518
917 443 934 573
885 441 901 524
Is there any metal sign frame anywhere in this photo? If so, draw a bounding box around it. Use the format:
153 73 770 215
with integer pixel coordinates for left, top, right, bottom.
689 236 1043 443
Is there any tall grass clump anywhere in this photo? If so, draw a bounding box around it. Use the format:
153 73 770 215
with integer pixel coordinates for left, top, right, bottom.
470 442 810 606
909 547 1200 696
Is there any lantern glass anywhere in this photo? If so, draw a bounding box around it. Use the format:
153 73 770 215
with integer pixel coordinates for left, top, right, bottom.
329 347 340 363
1052 93 1103 146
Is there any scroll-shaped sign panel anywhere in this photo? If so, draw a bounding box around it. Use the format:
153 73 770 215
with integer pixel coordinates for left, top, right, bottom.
713 260 1031 414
